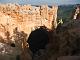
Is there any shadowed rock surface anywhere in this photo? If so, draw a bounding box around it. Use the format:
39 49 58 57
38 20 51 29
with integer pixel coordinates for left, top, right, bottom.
58 56 80 60
30 20 80 60
27 27 49 53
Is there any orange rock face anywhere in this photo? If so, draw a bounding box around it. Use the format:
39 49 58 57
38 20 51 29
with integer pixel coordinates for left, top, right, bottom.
0 3 58 39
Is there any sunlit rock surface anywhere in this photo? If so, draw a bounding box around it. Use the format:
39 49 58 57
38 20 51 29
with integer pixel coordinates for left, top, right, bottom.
0 3 58 39
0 3 58 60
73 4 80 20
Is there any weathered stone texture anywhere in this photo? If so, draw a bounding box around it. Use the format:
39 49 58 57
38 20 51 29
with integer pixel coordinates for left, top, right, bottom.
0 3 58 39
73 4 80 20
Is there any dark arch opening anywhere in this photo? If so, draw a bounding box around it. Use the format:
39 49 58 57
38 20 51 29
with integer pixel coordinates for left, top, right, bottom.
27 26 49 53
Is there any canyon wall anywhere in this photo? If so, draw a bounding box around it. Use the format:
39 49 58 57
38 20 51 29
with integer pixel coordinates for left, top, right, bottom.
0 3 58 41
